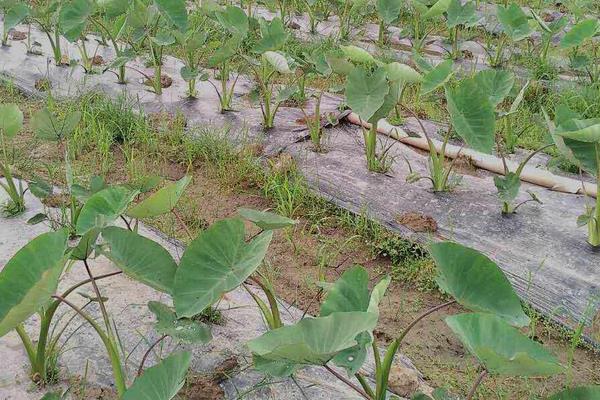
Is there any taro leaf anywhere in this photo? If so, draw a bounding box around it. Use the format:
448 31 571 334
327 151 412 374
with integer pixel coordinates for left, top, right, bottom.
127 175 191 219
445 79 496 154
5 3 30 32
377 0 402 24
325 52 355 76
28 176 53 199
560 19 599 49
27 213 49 225
421 60 453 95
430 242 530 327
150 31 175 47
340 45 375 65
148 301 212 343
0 103 23 139
345 66 389 123
0 229 68 337
331 331 371 375
497 3 534 41
153 0 187 32
473 69 515 108
547 386 600 400
248 311 378 377
445 313 564 376
134 175 163 193
253 17 288 53
423 0 451 19
208 37 239 66
59 0 94 42
275 85 297 103
238 208 297 230
553 119 600 176
122 351 191 400
70 227 101 261
386 62 423 83
31 108 82 142
263 51 293 74
446 0 478 29
180 66 199 82
174 218 273 318
320 266 370 317
216 5 248 38
101 226 177 294
76 186 138 235
494 172 520 203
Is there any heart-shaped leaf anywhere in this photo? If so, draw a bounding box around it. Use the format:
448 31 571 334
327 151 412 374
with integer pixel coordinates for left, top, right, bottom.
148 301 212 343
76 186 138 235
127 176 191 219
430 242 530 327
0 103 23 139
174 218 273 318
238 208 297 230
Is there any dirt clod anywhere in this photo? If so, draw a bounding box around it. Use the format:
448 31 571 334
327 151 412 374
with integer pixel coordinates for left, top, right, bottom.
91 55 104 66
144 74 173 89
396 212 438 233
10 30 27 41
387 363 421 398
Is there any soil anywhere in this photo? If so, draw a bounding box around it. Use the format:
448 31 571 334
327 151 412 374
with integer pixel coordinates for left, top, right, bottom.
2 88 599 399
10 30 27 41
396 212 438 233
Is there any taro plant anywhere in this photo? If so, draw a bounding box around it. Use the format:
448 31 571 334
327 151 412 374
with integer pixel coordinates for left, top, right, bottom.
0 103 26 215
405 64 496 192
249 241 568 400
445 0 478 59
375 0 402 45
339 46 398 172
1 0 30 46
334 0 369 41
175 26 208 99
547 104 600 247
300 0 326 34
559 18 600 83
244 18 296 129
28 0 64 65
295 49 334 151
2 172 192 388
406 0 451 51
204 4 250 111
531 10 567 68
491 2 535 67
58 0 100 73
126 0 188 95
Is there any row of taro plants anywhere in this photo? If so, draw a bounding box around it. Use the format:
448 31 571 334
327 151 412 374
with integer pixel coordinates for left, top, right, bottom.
0 107 598 397
0 2 599 244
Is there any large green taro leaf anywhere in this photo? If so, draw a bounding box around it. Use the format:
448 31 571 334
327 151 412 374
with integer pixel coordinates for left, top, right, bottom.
497 3 533 41
216 5 248 38
319 266 390 374
446 0 478 29
0 103 23 139
345 66 390 123
554 118 600 176
148 301 211 343
0 229 69 337
122 351 191 400
238 208 297 230
31 108 81 142
421 60 453 94
4 3 30 32
248 311 378 377
430 242 530 327
423 0 451 19
101 227 177 294
59 0 94 42
153 0 187 32
76 186 138 235
253 17 288 53
377 0 403 24
547 386 600 400
127 176 191 219
174 218 272 318
560 19 599 49
446 313 564 376
320 266 370 317
445 79 496 154
473 69 515 107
